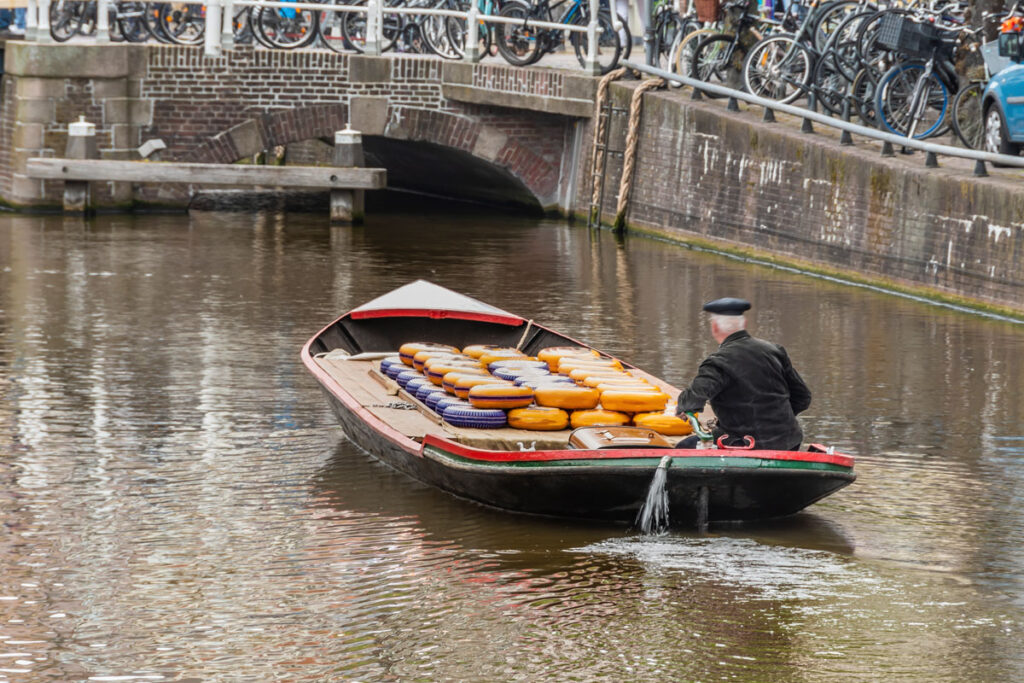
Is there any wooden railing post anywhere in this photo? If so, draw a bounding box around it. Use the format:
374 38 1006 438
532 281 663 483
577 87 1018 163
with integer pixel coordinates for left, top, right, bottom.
331 127 366 225
64 117 98 214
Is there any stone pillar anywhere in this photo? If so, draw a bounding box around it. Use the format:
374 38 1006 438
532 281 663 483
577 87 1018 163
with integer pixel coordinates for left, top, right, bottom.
331 127 365 225
63 116 98 214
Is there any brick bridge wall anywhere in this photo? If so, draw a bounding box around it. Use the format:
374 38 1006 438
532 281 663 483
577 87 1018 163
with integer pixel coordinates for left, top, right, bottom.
0 44 595 210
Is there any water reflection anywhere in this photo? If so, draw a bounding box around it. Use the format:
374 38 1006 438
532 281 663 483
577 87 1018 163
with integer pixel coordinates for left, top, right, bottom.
1 209 1023 681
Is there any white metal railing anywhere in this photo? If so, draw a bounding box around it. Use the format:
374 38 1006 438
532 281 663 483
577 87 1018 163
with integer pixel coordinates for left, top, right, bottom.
623 60 1024 173
23 0 611 73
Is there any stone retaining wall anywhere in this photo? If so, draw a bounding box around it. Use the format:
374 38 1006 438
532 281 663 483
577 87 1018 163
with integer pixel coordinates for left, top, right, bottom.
580 83 1024 316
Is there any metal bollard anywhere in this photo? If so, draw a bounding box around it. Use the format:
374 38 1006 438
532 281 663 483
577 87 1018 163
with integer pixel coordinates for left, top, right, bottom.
584 0 600 76
331 126 366 225
64 116 98 214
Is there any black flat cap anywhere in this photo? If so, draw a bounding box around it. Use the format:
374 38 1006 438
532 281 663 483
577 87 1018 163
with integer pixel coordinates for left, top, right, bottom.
703 297 751 315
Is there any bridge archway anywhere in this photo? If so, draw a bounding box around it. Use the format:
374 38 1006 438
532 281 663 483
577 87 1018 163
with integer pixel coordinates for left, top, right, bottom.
186 105 564 212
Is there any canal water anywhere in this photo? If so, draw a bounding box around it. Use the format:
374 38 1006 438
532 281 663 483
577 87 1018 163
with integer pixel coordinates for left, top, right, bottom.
1 206 1023 682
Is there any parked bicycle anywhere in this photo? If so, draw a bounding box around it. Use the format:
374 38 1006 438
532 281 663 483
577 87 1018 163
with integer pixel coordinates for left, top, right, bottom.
494 0 624 73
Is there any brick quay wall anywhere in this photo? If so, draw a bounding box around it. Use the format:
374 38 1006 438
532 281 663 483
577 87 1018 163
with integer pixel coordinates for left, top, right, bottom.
580 82 1024 317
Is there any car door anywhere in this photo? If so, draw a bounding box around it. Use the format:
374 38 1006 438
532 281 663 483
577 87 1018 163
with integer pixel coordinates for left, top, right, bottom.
1003 64 1024 140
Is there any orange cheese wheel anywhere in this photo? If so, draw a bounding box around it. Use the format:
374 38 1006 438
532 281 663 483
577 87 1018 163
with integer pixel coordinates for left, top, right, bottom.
581 374 644 388
468 384 535 410
399 342 460 365
534 385 601 410
600 390 670 413
633 412 694 436
453 375 511 399
442 370 492 395
537 346 600 371
570 409 631 428
507 406 570 431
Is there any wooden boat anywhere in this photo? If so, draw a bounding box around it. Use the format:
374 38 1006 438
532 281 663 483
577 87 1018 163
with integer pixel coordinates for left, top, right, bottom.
301 280 856 527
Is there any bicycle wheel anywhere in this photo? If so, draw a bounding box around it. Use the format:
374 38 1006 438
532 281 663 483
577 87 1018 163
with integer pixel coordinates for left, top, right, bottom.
495 0 542 67
672 27 717 76
317 6 349 53
742 34 813 104
616 12 631 62
875 62 950 139
49 0 84 41
117 2 154 43
255 4 318 49
951 83 984 150
340 2 401 53
850 67 878 126
421 11 461 58
144 2 175 43
811 0 859 52
158 2 205 45
572 11 622 75
690 34 737 97
445 1 490 59
812 51 850 117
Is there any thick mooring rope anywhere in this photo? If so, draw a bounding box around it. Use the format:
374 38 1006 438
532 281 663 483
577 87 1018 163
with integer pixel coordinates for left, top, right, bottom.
589 67 628 214
615 77 666 230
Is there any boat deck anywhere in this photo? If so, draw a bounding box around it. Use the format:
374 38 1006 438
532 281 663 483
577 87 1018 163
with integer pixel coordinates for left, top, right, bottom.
314 352 681 451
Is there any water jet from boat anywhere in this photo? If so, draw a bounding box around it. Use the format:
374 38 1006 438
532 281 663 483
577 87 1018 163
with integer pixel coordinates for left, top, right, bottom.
635 455 672 534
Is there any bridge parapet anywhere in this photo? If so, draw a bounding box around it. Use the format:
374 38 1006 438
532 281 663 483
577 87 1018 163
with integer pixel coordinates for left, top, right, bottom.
0 42 596 210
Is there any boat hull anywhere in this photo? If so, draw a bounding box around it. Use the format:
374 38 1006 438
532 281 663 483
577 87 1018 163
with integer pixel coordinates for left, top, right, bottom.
323 388 855 525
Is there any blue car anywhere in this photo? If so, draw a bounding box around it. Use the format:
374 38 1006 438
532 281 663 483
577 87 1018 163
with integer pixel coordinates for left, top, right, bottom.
983 27 1024 157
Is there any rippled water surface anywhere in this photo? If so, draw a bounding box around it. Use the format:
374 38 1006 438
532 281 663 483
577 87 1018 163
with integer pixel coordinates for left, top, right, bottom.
2 208 1023 681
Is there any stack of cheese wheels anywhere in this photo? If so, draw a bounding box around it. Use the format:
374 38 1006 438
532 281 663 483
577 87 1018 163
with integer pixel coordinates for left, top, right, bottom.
507 406 570 430
468 384 535 410
570 408 631 428
451 374 510 399
399 342 460 366
633 412 693 436
538 346 600 371
478 348 528 368
412 349 463 372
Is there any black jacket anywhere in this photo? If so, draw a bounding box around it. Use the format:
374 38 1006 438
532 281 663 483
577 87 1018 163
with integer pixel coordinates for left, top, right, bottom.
675 331 811 451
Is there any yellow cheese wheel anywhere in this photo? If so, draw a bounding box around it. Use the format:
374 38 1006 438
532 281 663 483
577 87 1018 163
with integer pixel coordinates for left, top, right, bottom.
507 406 570 431
568 368 634 383
570 409 631 428
600 390 670 413
413 350 464 372
633 412 694 436
424 359 486 385
442 370 492 395
594 383 661 394
537 346 600 371
453 375 511 399
556 358 624 375
478 349 528 367
399 342 460 365
462 344 511 359
581 374 645 388
534 385 601 410
468 384 535 410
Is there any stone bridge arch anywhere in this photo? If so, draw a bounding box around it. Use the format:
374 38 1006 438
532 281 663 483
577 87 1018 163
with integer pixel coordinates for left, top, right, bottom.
186 104 568 212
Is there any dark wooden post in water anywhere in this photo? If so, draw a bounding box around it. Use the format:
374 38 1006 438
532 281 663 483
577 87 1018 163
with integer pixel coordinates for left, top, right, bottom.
64 116 98 214
331 127 366 225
